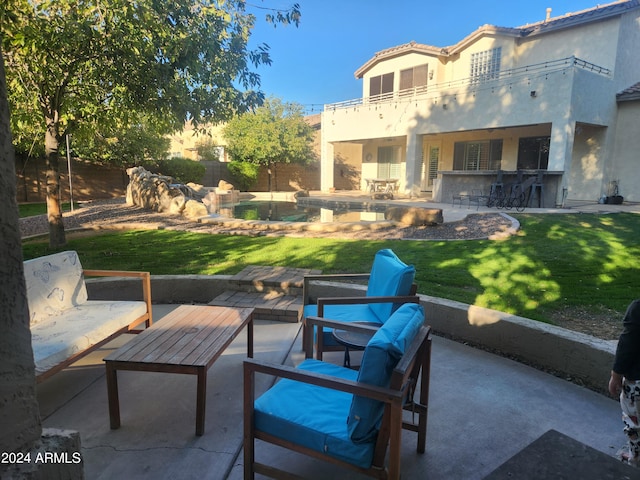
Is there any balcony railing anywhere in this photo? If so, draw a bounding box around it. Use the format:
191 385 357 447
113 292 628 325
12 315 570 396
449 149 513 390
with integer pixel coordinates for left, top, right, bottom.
325 56 611 111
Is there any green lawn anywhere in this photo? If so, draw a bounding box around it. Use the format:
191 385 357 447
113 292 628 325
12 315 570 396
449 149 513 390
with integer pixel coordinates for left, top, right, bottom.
22 212 640 324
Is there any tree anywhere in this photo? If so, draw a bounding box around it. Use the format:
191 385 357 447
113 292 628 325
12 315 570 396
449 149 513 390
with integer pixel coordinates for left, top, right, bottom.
1 0 300 248
72 115 172 169
223 97 315 191
0 42 42 456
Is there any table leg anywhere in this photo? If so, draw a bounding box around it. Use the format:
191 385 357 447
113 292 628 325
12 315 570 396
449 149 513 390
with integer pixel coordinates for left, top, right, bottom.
343 347 351 368
247 316 254 358
105 362 121 430
196 367 207 436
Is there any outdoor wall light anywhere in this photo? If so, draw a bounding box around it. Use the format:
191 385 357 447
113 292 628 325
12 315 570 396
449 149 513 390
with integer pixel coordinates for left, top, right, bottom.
530 90 537 97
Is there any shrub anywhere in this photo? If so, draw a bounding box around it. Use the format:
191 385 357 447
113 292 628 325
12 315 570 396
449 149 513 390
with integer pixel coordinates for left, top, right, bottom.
227 160 259 191
151 157 206 184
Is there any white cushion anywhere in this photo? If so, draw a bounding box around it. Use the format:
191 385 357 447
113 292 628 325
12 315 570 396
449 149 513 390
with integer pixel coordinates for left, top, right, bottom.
24 251 88 326
31 300 148 375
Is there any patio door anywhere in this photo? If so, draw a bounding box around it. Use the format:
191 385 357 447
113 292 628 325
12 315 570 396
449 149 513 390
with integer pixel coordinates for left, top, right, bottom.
421 142 440 190
377 146 401 179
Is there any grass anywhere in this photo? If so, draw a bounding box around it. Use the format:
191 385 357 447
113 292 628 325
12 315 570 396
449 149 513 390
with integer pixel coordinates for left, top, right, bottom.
19 202 79 218
22 212 640 323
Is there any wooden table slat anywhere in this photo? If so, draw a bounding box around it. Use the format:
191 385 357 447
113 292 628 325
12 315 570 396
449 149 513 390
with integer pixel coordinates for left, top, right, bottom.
152 308 246 365
183 308 252 366
141 308 233 365
104 306 201 362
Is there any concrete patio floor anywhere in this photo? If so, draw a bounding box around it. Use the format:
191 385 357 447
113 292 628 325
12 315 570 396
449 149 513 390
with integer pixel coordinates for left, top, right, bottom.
36 304 634 480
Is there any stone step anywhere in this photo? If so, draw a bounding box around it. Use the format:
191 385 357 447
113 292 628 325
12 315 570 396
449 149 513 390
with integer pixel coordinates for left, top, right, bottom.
209 290 303 323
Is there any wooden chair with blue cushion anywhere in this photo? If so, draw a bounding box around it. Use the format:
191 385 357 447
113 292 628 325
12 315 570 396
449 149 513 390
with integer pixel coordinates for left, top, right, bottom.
243 303 431 480
302 248 418 358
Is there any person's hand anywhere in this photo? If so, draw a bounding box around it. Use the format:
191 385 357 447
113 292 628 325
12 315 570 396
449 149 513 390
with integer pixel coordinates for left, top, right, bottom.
609 371 623 397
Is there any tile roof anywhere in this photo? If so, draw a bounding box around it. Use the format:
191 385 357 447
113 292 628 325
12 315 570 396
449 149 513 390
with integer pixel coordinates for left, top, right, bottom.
518 0 640 37
617 82 640 102
355 0 640 78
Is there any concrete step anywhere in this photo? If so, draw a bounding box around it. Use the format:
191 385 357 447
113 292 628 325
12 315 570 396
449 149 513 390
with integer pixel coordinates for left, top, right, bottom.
209 290 303 323
227 265 321 296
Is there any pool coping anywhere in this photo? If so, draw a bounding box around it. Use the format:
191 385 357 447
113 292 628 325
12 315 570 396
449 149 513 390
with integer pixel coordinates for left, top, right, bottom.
199 193 440 233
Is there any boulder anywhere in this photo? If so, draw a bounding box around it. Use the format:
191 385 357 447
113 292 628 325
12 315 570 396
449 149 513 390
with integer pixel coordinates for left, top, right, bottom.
218 179 234 191
183 199 208 219
384 206 443 226
125 166 210 219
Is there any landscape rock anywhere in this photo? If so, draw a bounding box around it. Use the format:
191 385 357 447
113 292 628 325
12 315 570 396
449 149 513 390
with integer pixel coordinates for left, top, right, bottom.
217 180 234 191
384 206 443 226
126 166 208 218
184 199 208 219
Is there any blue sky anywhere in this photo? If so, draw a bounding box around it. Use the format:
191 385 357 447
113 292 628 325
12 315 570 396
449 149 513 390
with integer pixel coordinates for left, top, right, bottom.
248 0 605 112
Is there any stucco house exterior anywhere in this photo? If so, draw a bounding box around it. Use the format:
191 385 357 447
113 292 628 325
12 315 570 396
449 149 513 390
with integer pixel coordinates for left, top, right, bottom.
320 0 640 205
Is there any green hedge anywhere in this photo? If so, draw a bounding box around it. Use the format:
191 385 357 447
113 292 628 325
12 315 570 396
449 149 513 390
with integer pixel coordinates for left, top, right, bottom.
227 160 259 191
151 157 206 184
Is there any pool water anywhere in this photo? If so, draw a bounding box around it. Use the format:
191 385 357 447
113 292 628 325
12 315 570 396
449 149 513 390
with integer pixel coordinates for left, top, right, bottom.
217 201 387 223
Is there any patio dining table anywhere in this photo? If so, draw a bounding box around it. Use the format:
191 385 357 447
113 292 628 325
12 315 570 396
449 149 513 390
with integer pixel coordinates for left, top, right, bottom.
365 178 398 198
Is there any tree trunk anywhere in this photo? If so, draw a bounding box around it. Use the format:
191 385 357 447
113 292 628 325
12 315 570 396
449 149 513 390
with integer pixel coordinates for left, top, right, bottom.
44 118 66 248
0 47 42 455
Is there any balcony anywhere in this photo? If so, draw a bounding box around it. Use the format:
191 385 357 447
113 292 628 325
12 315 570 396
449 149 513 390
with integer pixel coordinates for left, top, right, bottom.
325 56 611 112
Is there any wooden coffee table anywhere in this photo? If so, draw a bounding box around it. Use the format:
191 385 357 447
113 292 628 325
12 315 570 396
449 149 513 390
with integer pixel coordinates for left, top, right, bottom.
104 305 254 436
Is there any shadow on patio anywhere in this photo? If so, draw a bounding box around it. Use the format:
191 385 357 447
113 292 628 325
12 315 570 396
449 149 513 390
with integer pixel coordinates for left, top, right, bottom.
36 303 628 480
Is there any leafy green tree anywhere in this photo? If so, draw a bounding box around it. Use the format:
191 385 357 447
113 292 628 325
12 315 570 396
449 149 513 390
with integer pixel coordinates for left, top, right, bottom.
228 160 260 191
223 97 315 191
1 1 300 247
73 115 171 168
195 137 225 162
151 157 206 184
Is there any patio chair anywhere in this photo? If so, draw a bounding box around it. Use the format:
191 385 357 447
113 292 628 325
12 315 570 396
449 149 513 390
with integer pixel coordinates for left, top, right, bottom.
301 249 418 357
243 303 431 480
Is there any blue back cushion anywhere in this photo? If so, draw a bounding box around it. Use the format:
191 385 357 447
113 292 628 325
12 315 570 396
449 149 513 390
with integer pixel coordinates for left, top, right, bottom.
366 249 415 323
347 303 425 443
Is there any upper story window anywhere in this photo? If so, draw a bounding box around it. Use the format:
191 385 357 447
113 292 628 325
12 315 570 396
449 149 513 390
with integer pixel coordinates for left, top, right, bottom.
369 72 394 101
470 47 502 83
399 64 428 95
453 139 503 171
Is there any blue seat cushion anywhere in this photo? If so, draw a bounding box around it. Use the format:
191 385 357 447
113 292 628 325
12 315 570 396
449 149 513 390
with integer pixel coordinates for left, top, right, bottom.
253 359 375 468
304 304 383 347
366 249 416 323
347 303 425 443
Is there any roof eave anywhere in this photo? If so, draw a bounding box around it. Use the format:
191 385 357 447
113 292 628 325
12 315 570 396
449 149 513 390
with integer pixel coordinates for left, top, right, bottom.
354 41 443 79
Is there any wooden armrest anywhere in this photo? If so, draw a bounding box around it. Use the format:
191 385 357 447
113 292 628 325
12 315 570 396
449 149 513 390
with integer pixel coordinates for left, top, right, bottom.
317 295 420 314
83 269 149 278
83 269 152 326
244 358 404 402
303 273 370 281
305 316 381 334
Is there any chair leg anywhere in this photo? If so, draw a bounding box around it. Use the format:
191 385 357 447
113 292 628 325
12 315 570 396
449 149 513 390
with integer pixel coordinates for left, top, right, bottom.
417 339 432 453
243 364 256 480
388 402 403 480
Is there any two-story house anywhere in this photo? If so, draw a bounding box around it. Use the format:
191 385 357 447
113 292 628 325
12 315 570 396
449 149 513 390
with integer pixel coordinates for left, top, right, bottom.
320 0 640 205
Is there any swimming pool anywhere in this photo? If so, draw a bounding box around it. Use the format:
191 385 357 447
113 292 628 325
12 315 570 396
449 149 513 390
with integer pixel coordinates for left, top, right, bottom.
215 200 388 223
